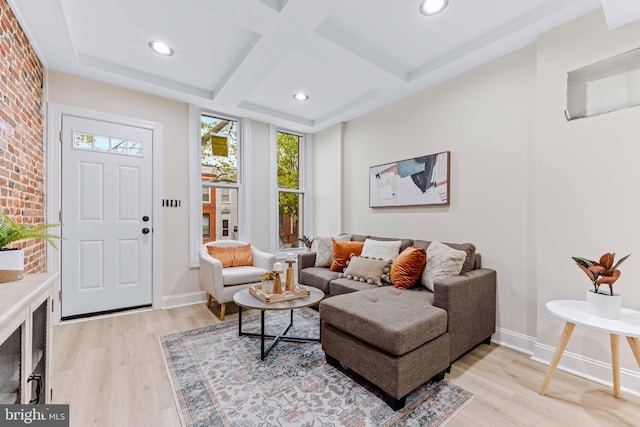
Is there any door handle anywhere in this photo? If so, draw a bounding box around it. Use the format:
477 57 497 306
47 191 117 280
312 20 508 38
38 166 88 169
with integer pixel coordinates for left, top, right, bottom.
142 228 150 234
142 216 149 222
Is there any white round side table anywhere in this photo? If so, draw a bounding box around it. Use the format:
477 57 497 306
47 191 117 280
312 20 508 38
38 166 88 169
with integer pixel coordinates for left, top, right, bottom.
539 300 640 398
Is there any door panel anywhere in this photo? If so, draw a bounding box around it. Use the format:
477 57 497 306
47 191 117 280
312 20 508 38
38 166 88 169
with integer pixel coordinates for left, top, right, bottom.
61 115 153 317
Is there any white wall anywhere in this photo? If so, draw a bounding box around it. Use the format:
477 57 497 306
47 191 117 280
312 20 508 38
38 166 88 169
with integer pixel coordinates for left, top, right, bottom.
46 70 273 304
533 9 640 380
341 45 536 338
313 123 343 236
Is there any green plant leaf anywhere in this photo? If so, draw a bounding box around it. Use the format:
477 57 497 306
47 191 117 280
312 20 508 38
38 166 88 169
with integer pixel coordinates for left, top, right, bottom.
0 213 63 250
611 253 631 271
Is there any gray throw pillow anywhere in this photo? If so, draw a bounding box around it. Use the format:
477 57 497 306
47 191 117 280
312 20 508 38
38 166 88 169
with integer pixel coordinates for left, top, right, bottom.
312 235 351 267
339 256 392 287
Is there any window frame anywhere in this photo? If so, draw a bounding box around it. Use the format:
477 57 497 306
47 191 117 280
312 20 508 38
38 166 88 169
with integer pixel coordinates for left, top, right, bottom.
270 126 313 256
189 105 250 267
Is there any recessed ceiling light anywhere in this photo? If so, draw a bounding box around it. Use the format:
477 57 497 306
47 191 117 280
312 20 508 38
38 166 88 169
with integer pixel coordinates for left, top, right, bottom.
149 41 174 56
293 92 309 101
419 0 449 16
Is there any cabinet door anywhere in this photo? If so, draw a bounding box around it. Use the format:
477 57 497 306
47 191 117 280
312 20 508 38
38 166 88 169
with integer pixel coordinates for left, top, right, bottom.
0 311 28 404
29 292 52 404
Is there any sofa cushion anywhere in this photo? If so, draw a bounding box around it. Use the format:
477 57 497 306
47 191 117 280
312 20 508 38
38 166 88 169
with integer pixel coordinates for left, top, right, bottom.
422 240 466 291
329 277 381 296
361 239 402 261
311 235 351 267
330 240 364 272
299 267 339 294
340 255 392 287
389 246 426 289
222 266 267 286
207 244 253 268
319 287 446 356
414 240 477 274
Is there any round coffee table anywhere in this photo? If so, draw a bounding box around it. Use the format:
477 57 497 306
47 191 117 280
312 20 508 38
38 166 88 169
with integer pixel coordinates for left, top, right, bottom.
233 286 324 360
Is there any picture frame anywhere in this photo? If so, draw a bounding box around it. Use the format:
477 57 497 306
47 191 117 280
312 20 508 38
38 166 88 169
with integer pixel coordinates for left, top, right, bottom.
369 151 450 208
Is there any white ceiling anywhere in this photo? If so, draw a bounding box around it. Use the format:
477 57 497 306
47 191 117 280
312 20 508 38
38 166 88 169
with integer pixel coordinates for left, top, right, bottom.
8 0 620 133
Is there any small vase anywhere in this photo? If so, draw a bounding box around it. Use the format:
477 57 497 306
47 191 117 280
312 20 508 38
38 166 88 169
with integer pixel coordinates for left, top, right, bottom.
586 289 621 319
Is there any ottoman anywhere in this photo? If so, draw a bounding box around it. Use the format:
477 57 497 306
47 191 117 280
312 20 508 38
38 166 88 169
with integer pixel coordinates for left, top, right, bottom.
319 286 450 410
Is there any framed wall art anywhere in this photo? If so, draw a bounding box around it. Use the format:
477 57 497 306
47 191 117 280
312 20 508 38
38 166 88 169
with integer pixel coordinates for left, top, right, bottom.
369 151 450 208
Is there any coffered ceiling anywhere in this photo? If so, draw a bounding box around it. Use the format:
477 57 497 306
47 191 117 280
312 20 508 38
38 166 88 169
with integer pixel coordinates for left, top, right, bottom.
8 0 612 132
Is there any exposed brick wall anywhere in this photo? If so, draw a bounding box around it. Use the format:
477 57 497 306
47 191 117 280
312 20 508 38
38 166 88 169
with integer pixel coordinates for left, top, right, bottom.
0 0 46 273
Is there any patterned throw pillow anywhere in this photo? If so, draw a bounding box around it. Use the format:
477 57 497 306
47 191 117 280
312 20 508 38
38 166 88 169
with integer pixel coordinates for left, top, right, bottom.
207 244 253 268
361 239 402 262
389 246 426 289
312 235 351 267
422 240 466 291
329 240 364 272
339 255 392 286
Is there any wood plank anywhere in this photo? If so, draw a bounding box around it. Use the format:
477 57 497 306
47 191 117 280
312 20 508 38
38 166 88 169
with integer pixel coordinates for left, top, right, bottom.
51 304 640 426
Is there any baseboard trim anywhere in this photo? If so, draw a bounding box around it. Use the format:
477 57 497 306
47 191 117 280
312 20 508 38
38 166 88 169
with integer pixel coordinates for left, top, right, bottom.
160 291 207 309
491 327 640 396
492 327 537 355
532 342 640 396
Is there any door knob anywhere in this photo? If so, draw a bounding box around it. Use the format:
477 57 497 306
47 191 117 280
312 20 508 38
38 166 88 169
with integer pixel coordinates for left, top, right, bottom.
142 216 149 222
142 228 150 234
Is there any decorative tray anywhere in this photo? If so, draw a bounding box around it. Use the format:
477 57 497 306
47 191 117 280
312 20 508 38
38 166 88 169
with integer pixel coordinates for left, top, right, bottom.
249 283 310 304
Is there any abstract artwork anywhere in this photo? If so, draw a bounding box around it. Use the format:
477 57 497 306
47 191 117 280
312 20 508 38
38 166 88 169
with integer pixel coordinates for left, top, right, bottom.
369 151 450 207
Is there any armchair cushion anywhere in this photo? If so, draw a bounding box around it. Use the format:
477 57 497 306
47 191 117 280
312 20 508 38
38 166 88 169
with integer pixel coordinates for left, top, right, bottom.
207 244 253 267
222 266 269 286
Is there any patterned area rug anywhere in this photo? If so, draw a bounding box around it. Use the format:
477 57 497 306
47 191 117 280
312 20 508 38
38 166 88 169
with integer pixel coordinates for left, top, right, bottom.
160 309 473 427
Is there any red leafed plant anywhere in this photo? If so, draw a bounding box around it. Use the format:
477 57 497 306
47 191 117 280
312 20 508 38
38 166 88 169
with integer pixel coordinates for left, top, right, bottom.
572 252 631 296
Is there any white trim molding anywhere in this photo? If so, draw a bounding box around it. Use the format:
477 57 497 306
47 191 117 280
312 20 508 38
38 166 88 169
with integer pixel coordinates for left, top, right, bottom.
491 327 537 355
160 291 208 309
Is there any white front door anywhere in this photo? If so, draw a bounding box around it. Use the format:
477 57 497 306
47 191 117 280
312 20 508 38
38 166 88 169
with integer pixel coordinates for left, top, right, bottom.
60 115 153 318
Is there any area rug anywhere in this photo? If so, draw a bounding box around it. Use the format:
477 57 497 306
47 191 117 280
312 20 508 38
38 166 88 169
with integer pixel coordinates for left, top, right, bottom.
160 309 473 427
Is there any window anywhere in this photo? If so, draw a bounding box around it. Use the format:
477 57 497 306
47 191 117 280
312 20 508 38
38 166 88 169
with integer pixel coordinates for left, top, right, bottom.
566 48 640 120
277 131 304 250
200 113 240 244
202 214 210 239
221 188 230 204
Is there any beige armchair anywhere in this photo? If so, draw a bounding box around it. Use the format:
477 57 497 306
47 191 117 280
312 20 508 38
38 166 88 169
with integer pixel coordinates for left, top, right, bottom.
199 240 275 320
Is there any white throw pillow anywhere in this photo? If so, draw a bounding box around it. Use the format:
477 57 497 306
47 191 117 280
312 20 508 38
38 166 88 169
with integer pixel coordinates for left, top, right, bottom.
312 235 351 267
361 239 402 262
423 240 466 291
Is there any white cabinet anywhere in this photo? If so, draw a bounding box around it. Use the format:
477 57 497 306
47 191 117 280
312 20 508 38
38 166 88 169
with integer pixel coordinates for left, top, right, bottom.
0 273 58 404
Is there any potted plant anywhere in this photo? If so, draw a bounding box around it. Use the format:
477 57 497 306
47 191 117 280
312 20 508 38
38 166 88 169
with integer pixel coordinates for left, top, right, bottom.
0 213 62 283
298 235 314 250
572 252 630 319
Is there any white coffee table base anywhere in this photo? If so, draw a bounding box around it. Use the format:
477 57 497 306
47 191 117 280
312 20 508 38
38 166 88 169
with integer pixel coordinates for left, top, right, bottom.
539 300 640 398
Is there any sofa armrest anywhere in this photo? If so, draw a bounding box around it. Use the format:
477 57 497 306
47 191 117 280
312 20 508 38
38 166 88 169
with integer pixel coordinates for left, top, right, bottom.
297 252 317 277
251 246 276 271
433 268 496 362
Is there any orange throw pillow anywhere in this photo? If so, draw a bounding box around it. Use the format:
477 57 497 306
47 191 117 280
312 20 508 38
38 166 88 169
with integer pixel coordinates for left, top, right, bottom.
390 246 426 289
207 244 253 267
330 239 364 272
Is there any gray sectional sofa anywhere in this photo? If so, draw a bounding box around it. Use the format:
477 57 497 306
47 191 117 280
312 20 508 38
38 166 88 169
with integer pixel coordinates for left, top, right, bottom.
297 234 497 410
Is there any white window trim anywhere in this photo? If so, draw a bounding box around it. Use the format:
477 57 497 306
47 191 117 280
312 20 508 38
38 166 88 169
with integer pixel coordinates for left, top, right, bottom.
269 126 313 257
188 105 250 267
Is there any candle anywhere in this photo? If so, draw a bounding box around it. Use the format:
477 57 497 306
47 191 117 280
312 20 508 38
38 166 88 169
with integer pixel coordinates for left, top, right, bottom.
286 252 296 262
273 262 283 273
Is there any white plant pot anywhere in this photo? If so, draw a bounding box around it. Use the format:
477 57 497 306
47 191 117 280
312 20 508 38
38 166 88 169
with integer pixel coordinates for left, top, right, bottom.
0 248 24 283
586 289 621 319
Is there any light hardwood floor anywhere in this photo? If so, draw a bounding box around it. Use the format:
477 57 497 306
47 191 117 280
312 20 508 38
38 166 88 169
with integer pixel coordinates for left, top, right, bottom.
52 303 640 426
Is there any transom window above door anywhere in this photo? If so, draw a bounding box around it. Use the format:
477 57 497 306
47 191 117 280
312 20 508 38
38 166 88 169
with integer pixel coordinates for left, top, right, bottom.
73 131 142 157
